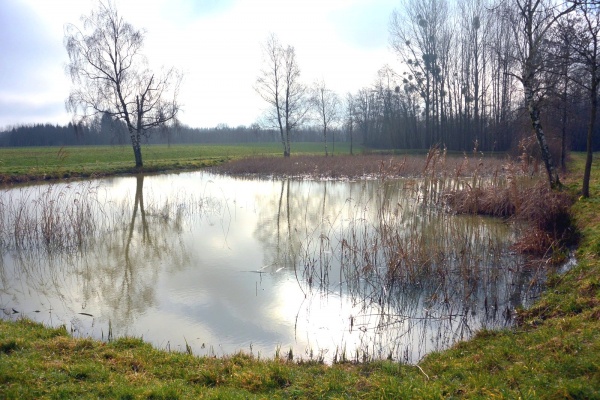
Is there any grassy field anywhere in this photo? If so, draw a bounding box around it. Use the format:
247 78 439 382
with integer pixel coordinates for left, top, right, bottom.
0 142 358 183
0 151 598 398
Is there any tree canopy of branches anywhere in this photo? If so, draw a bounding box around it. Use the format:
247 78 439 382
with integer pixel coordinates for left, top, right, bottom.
503 0 575 188
386 0 519 153
310 80 342 156
255 34 308 157
375 0 600 190
563 1 600 197
64 1 182 168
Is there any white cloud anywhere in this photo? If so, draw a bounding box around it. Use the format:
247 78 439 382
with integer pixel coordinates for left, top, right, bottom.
1 0 399 129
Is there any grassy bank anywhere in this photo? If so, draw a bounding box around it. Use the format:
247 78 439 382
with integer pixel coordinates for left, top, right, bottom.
0 153 599 398
0 142 357 184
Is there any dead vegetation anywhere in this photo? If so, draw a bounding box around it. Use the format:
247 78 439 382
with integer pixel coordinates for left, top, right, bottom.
217 148 575 259
213 153 506 180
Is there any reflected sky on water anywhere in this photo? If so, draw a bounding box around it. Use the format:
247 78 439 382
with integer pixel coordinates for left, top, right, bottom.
0 171 543 363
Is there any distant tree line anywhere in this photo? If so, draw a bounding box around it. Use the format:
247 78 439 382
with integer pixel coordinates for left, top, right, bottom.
0 113 347 147
0 99 594 153
344 60 595 153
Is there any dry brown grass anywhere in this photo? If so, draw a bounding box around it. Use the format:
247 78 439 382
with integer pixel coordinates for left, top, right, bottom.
443 176 575 257
213 153 508 180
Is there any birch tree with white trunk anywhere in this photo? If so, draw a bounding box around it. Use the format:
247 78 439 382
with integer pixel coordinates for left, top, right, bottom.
65 1 182 168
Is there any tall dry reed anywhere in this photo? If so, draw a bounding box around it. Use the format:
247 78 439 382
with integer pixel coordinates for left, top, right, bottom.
442 161 575 258
0 182 103 252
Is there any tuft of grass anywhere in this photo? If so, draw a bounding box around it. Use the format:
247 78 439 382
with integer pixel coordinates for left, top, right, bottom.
0 339 22 354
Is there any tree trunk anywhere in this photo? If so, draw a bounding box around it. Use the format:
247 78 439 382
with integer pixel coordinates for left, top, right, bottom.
284 127 291 157
332 129 335 156
524 86 560 189
561 84 568 171
279 130 287 157
560 51 569 171
130 129 143 168
349 121 354 155
583 74 597 198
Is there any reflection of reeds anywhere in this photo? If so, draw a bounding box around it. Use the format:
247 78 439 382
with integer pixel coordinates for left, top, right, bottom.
2 183 103 252
0 181 224 255
294 157 555 363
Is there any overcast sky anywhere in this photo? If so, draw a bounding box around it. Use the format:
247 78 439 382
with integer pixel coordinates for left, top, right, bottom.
0 0 399 129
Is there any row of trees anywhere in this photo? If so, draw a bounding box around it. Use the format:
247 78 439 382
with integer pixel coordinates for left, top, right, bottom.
352 0 600 191
60 2 348 165
37 0 599 195
254 0 600 194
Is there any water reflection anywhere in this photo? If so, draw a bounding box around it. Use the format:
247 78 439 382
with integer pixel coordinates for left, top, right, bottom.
0 172 544 363
250 178 542 362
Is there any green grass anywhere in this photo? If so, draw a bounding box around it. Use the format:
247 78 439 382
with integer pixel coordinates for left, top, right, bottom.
0 142 358 183
0 152 599 398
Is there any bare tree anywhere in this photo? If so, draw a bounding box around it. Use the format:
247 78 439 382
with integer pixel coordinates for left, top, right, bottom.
549 17 577 171
310 80 341 156
65 1 182 168
390 0 451 144
255 34 308 157
488 4 519 140
455 0 493 147
566 2 600 197
345 93 357 155
503 0 575 188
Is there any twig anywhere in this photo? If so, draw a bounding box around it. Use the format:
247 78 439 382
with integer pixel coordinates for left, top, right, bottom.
416 364 430 380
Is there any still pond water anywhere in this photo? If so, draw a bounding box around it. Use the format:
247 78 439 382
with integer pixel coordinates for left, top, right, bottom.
0 171 544 363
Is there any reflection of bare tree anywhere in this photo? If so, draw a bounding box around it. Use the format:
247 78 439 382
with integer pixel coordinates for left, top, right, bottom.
0 176 196 334
112 175 156 329
254 180 348 275
117 175 157 321
256 179 295 272
127 175 150 250
275 179 286 267
257 178 543 363
87 175 192 332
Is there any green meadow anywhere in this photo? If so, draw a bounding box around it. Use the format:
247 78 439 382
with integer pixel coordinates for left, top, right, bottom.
0 143 357 183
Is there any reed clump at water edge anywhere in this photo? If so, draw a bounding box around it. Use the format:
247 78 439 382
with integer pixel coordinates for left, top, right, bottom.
438 153 576 259
445 180 575 256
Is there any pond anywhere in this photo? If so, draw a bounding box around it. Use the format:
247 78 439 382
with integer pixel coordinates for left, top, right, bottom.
0 171 545 363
